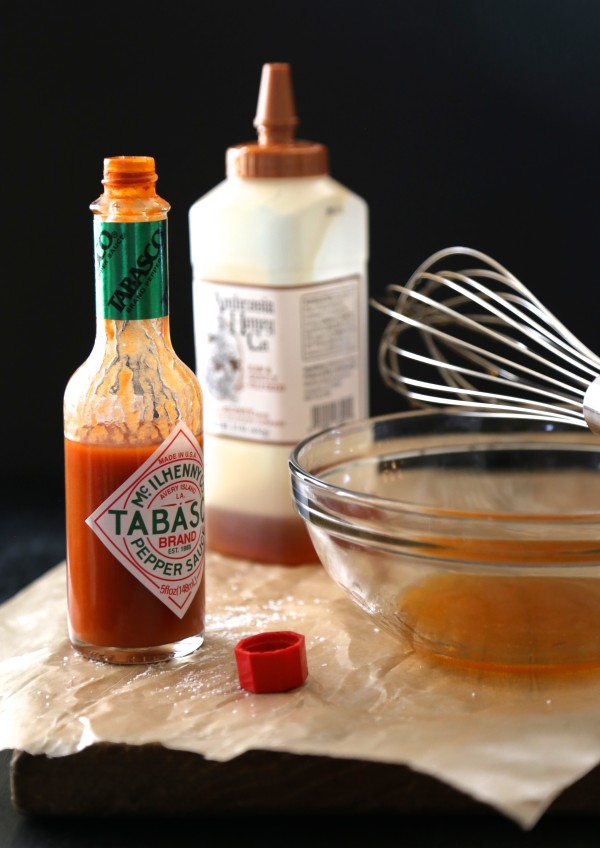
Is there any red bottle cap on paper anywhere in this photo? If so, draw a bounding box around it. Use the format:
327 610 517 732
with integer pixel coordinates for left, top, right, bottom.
234 631 308 693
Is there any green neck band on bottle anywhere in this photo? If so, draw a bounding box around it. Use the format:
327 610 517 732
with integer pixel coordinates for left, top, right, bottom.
94 220 169 320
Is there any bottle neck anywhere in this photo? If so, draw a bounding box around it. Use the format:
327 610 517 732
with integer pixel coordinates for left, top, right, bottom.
90 156 173 346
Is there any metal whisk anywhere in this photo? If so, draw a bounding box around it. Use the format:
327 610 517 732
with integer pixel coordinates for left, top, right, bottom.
370 246 600 434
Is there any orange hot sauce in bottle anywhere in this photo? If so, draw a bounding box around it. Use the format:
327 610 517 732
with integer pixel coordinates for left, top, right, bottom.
64 156 205 664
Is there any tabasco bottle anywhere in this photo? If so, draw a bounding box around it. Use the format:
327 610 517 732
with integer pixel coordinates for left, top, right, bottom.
64 155 205 664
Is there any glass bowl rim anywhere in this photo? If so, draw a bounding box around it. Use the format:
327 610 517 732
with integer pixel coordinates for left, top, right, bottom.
289 407 600 523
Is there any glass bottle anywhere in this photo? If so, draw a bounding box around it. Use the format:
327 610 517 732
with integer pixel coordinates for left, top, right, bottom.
64 155 205 664
188 63 369 565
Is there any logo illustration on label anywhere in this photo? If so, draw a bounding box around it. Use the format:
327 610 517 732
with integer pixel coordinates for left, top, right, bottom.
86 423 205 619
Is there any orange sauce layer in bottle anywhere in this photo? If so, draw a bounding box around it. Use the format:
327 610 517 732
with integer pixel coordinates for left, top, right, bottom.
65 438 205 650
207 506 317 565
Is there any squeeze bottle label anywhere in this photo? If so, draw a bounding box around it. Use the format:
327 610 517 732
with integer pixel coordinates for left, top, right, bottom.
194 275 365 443
86 423 205 619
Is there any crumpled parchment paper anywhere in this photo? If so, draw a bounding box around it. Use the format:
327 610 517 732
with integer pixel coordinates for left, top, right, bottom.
2 552 600 829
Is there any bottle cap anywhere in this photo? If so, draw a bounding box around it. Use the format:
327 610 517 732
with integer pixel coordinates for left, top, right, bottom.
234 631 308 693
91 156 169 216
101 155 158 186
226 63 328 178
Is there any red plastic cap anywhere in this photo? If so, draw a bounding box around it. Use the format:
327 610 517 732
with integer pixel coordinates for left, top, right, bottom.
235 631 308 693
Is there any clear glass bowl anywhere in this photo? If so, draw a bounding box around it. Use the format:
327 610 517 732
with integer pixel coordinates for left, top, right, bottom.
289 409 600 672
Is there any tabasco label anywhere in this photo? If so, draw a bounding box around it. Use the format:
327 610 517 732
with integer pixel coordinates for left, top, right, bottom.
94 220 169 320
86 423 205 619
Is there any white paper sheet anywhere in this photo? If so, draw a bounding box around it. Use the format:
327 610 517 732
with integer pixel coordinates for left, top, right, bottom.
2 553 600 829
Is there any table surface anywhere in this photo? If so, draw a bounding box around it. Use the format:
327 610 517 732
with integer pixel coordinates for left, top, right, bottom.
2 496 600 846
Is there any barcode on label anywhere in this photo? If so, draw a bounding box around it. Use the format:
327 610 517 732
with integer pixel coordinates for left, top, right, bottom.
310 397 354 431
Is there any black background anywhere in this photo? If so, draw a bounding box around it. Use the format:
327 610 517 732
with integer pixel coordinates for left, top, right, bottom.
4 3 600 840
4 0 600 514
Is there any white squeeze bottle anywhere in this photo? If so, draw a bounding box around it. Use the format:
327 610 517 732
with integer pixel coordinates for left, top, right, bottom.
188 62 369 564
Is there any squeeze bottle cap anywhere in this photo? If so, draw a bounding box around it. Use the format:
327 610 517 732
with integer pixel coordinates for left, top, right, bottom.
234 631 309 693
226 63 329 178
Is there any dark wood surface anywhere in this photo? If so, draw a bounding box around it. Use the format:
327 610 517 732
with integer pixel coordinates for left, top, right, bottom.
10 744 495 817
4 743 600 847
8 741 600 819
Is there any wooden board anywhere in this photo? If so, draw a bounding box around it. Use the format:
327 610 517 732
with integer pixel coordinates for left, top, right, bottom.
10 743 600 818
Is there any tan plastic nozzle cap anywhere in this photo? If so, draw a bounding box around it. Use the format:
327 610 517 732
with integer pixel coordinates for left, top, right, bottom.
226 62 328 178
254 63 299 144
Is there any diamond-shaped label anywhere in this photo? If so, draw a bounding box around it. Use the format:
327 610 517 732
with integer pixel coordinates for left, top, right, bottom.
86 422 205 619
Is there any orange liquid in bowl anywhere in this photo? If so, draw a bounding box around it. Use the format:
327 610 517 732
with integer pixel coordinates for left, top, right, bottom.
398 536 600 672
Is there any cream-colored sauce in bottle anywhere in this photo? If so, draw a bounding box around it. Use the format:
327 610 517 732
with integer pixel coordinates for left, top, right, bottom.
189 63 369 564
